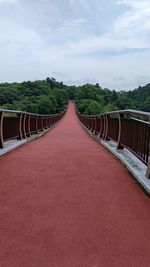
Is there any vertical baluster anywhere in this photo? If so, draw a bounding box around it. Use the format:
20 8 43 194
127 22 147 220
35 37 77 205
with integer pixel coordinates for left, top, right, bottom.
117 112 124 150
104 114 110 141
18 112 23 140
0 110 4 148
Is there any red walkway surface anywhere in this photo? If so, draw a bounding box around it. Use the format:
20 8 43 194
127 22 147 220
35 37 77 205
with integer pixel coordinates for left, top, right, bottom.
0 103 150 267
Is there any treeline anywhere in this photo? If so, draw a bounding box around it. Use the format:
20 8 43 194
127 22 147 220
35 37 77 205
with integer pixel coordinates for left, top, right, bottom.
0 78 68 114
74 83 150 114
0 78 149 115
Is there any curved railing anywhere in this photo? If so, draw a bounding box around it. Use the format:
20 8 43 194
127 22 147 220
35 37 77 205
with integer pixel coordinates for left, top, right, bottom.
76 108 150 178
0 108 67 149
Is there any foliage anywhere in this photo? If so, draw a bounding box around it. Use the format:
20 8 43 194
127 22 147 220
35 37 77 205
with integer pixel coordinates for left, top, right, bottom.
0 79 68 114
103 103 118 112
76 99 103 115
74 83 150 114
0 77 149 115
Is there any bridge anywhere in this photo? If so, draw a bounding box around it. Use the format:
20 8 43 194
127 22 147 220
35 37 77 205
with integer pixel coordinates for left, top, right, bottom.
0 102 150 266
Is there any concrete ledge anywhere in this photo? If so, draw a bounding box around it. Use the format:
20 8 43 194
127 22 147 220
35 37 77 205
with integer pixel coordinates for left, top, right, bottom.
100 139 150 195
0 139 27 156
78 119 150 195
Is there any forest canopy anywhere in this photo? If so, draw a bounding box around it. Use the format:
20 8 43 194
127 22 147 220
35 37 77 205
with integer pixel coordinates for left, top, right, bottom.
0 78 149 115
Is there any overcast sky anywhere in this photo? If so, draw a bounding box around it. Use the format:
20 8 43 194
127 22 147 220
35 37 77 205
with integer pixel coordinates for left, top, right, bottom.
0 0 150 90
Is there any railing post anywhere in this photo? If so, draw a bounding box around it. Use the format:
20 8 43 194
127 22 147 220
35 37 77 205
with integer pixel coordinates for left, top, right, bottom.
95 117 100 136
48 117 50 127
146 157 150 178
46 117 48 129
117 112 124 150
38 116 41 132
90 117 92 131
94 117 98 134
49 116 51 127
25 114 31 137
53 116 56 125
18 112 23 140
50 116 52 126
146 116 150 178
41 116 43 131
104 114 110 141
93 117 97 133
36 116 38 134
43 117 45 129
28 114 31 137
103 114 107 140
99 116 103 138
91 117 95 133
0 110 4 148
22 113 26 138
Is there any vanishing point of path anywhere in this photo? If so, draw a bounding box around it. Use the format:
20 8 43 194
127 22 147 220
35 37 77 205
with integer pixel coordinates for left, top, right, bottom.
0 102 150 267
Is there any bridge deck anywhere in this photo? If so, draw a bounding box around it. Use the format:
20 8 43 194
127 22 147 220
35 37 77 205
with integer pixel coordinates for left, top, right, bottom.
0 103 150 267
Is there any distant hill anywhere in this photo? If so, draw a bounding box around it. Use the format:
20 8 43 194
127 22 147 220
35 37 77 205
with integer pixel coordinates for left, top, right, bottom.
127 84 150 112
0 78 149 114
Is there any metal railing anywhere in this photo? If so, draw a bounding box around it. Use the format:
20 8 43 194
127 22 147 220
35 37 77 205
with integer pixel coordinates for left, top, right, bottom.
76 109 150 178
0 108 66 149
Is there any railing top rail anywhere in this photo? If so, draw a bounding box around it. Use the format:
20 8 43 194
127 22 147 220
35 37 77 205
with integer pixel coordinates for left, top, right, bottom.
105 109 150 117
0 107 67 117
76 108 150 119
0 109 22 114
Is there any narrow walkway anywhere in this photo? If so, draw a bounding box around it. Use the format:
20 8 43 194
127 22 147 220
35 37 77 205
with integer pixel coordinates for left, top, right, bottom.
0 103 150 267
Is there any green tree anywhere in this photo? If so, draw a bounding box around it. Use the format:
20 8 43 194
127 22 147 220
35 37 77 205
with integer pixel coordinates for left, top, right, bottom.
103 103 118 112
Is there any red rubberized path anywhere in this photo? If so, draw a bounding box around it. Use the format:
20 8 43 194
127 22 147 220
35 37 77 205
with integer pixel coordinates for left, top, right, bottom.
0 103 150 267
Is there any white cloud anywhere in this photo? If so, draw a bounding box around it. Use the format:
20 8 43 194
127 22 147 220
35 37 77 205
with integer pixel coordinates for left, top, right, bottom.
117 0 150 8
56 0 150 55
60 18 85 28
115 0 150 32
60 34 148 56
0 0 19 3
0 0 150 90
55 18 85 32
0 19 42 46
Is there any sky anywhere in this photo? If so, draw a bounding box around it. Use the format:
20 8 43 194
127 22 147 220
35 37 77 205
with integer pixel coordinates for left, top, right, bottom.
0 0 150 90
